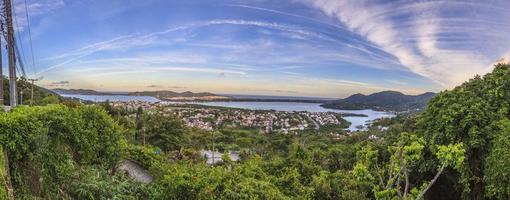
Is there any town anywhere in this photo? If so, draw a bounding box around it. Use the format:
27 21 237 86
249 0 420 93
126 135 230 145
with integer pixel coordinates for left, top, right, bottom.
108 100 349 134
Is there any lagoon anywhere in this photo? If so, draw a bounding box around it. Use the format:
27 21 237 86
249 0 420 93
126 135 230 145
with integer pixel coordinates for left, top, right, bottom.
194 101 394 131
62 94 394 131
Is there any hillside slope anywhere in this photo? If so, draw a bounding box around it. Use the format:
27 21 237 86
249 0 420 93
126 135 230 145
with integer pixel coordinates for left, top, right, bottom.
2 77 60 106
321 91 436 111
417 63 510 199
128 90 225 98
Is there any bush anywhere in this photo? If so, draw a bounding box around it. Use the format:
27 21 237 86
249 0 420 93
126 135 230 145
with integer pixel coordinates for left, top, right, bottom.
0 105 127 198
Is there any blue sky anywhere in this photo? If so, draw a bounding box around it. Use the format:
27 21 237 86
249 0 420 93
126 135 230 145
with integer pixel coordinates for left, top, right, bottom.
7 0 510 97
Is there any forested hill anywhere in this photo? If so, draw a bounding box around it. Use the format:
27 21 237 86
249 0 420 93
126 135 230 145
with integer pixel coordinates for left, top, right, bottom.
2 77 60 106
1 64 510 199
321 90 436 111
53 88 109 95
417 63 510 199
53 88 230 100
128 90 229 99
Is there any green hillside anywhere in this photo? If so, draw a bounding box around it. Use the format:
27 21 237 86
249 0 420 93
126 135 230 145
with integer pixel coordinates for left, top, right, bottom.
2 77 60 106
0 64 509 199
322 91 436 111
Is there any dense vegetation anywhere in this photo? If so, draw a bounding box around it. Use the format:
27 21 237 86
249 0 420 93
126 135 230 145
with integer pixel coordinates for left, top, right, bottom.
2 77 61 106
322 91 436 111
0 64 509 199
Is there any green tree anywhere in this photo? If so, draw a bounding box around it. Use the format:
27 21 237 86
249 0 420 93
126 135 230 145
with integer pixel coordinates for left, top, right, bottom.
135 107 144 143
144 112 189 152
484 119 510 199
354 133 465 200
418 64 510 198
39 95 60 105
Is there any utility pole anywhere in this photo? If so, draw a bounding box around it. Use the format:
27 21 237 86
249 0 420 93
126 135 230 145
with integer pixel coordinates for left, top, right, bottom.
0 29 3 106
211 131 215 164
4 0 16 107
28 77 42 106
29 79 34 105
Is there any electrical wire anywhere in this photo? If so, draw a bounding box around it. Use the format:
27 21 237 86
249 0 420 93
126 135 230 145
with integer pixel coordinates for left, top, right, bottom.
23 0 36 75
11 0 28 78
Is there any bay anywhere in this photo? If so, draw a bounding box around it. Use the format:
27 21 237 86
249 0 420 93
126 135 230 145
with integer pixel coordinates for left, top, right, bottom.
62 94 394 131
194 101 394 131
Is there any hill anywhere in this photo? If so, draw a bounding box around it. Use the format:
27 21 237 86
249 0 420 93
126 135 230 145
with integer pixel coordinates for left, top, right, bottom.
53 88 231 101
128 90 229 100
2 77 60 106
1 64 510 199
321 90 436 111
417 63 510 199
53 88 111 95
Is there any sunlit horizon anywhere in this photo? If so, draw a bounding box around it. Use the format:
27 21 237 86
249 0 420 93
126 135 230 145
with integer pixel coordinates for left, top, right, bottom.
7 0 510 98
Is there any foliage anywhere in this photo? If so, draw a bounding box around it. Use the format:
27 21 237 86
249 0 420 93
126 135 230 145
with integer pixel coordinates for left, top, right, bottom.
0 147 9 199
418 64 510 198
66 166 153 200
322 91 435 111
2 77 61 106
143 111 189 152
1 64 510 199
0 105 125 199
484 119 510 199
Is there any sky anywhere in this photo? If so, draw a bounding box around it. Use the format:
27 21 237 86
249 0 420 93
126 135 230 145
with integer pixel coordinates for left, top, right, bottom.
5 0 510 98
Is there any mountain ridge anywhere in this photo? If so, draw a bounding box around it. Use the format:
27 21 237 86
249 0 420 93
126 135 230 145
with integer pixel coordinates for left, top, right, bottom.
321 90 436 111
52 88 230 100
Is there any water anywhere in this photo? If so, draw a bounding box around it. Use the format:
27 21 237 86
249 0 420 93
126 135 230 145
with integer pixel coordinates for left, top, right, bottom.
62 94 393 131
224 94 336 101
195 101 394 131
60 94 160 103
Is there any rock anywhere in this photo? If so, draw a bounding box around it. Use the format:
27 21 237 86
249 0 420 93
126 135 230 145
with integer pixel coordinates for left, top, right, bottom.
117 159 153 183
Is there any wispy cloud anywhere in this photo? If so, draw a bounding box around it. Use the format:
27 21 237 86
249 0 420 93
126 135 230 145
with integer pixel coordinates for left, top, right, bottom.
13 0 64 32
67 66 247 78
39 19 397 74
224 4 348 31
46 80 69 88
385 79 406 85
306 0 510 87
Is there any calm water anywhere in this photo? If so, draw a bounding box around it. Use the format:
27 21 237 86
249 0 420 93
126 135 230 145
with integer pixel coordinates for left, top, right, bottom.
195 101 394 131
62 94 393 131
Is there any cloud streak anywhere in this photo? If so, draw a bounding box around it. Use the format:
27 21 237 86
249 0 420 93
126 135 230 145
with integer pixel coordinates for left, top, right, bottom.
306 0 510 87
39 18 399 74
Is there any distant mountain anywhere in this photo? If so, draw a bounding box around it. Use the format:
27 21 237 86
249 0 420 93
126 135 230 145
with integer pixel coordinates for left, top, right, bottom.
53 88 112 95
321 91 436 111
2 77 60 106
129 90 229 100
53 88 230 101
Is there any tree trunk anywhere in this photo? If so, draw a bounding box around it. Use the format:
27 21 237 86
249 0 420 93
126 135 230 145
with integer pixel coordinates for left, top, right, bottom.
404 170 410 200
3 151 14 200
415 166 444 200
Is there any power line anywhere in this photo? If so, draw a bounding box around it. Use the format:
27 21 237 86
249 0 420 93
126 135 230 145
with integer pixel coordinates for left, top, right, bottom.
23 0 35 75
14 41 26 77
11 0 27 78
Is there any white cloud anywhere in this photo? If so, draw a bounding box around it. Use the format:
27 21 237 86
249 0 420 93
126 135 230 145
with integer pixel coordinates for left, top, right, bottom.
13 0 64 32
385 79 406 85
39 19 398 74
306 0 510 87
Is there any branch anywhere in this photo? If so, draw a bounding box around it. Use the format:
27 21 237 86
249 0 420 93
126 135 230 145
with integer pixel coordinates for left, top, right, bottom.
415 166 445 200
404 169 409 200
